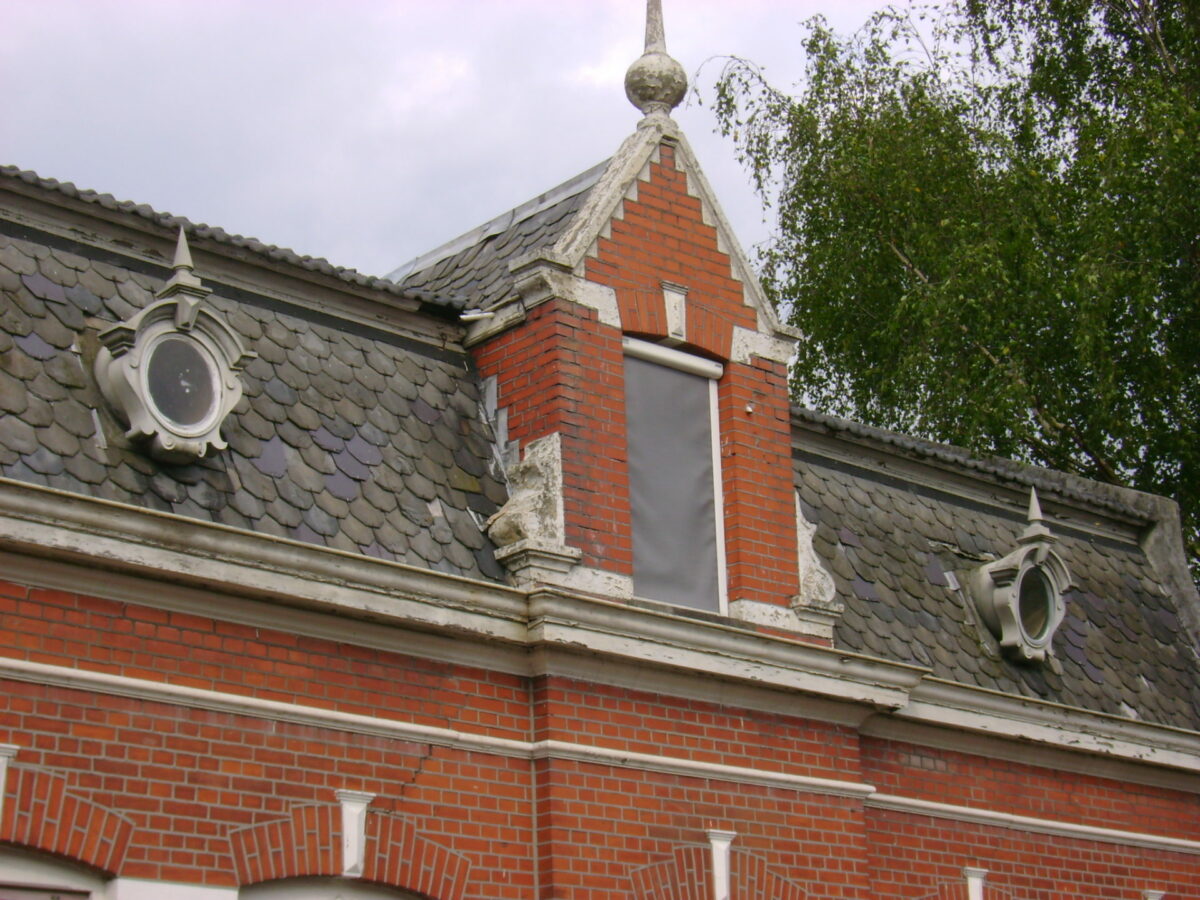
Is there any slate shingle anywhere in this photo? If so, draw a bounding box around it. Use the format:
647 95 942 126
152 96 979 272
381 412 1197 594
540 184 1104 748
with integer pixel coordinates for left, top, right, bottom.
0 225 508 584
793 406 1200 731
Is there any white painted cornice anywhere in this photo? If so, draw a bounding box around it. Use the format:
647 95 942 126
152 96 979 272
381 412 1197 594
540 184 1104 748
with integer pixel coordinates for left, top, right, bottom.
526 588 925 711
3 477 1200 778
0 478 529 643
899 678 1200 774
0 478 923 712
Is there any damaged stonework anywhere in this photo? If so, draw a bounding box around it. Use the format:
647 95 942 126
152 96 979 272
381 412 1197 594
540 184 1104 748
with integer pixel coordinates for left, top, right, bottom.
728 498 843 642
486 433 571 551
790 495 843 640
486 433 633 597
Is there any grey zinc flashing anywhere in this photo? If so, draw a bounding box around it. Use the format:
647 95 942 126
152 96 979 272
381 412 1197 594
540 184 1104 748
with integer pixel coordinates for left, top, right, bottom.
0 225 509 583
391 160 608 308
792 406 1200 732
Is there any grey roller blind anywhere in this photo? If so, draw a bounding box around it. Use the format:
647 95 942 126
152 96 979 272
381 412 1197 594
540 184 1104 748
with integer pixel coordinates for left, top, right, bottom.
624 354 721 611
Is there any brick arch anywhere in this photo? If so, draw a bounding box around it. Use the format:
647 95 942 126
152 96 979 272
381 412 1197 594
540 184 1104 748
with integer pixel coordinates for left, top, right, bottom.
1 767 133 875
364 813 470 900
230 804 469 900
630 845 807 900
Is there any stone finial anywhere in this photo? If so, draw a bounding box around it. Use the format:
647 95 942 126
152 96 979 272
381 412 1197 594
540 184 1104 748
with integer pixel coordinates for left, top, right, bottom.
624 0 687 118
157 227 212 329
1019 486 1054 546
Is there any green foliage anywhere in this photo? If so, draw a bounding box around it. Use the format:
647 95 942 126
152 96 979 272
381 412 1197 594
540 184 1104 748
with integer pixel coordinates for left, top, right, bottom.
713 0 1200 570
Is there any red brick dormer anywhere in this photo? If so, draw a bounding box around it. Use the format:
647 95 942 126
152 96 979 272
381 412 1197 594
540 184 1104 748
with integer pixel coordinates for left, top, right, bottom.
443 114 840 644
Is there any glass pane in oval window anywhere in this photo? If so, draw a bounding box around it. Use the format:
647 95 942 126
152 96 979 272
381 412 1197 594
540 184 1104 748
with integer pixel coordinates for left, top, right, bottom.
147 336 216 428
1018 567 1052 639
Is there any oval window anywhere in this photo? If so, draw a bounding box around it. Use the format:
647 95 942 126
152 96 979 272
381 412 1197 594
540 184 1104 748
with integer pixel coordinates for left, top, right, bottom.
146 335 218 432
1018 566 1053 640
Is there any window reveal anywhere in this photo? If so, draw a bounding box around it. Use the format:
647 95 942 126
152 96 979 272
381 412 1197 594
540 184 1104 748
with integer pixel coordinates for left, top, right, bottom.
623 339 725 612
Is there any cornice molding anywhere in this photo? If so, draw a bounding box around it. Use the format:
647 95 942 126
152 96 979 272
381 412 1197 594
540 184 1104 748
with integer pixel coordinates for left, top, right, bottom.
3 477 1199 777
3 656 1195 857
901 678 1200 774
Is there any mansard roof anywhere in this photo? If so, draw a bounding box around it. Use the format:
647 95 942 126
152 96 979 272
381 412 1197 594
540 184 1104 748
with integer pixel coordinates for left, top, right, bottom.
0 165 463 312
792 406 1200 732
0 175 508 582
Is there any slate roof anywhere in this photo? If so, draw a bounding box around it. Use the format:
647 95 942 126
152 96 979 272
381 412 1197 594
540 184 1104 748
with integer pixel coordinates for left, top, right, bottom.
0 165 462 311
391 161 606 308
0 220 508 582
792 407 1200 731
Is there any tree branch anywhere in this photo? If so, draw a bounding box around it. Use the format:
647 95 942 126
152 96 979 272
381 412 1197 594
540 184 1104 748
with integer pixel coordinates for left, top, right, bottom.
881 233 1123 484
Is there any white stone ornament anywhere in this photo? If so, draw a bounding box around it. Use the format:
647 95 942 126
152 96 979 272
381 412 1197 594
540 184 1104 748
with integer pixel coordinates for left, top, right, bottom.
624 0 687 119
970 488 1073 662
95 228 255 463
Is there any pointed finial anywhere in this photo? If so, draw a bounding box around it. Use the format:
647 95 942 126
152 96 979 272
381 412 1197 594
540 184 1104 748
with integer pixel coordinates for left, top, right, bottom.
156 226 212 327
624 0 687 119
172 226 195 273
1027 486 1043 524
644 0 667 52
1019 486 1054 545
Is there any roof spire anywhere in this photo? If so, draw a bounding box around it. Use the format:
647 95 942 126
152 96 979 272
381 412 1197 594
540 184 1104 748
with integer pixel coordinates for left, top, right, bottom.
156 226 212 328
624 0 687 120
1019 486 1055 545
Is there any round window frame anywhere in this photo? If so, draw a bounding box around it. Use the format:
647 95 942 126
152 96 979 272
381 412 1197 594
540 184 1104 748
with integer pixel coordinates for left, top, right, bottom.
1016 564 1055 646
140 331 223 438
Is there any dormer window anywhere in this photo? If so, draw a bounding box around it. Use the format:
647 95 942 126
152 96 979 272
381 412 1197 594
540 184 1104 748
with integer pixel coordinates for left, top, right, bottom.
970 488 1072 662
95 229 254 463
623 337 726 613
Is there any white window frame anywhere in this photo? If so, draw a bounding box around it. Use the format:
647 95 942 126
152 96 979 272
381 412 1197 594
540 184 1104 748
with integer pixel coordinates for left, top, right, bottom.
622 337 728 615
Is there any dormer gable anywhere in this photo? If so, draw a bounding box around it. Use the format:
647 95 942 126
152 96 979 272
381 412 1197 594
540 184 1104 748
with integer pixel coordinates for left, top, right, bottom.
407 19 830 642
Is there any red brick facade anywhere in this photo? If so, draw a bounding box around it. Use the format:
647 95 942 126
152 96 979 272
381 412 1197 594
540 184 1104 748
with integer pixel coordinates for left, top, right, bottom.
2 578 1198 898
2 125 1197 900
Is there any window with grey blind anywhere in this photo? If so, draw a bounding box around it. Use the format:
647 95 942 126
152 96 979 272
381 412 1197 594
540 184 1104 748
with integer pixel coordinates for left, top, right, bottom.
623 339 725 612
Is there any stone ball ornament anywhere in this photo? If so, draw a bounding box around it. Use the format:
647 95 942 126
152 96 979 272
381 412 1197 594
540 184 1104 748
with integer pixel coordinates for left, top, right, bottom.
624 0 687 117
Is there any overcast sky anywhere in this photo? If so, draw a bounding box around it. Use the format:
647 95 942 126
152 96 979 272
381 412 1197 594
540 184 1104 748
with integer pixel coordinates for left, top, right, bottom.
2 1 886 279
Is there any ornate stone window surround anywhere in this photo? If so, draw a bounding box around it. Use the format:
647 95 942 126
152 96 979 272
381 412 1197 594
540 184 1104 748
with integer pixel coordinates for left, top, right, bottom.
94 229 254 463
970 489 1072 663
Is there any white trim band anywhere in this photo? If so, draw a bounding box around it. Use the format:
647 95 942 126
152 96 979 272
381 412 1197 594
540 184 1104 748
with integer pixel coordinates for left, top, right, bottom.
868 792 1200 855
0 656 869 799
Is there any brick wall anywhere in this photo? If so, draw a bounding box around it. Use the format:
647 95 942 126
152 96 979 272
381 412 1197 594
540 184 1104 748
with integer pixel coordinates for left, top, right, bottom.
472 140 802 607
472 300 632 571
863 737 1200 841
866 807 1200 898
1 578 1197 898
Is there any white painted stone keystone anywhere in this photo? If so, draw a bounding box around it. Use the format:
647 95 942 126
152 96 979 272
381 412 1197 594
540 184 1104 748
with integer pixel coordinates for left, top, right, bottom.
964 866 987 900
334 789 375 877
706 828 736 900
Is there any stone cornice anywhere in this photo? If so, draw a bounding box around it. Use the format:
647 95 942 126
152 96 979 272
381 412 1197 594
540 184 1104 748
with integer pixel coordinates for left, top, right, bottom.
897 677 1200 774
2 477 1198 775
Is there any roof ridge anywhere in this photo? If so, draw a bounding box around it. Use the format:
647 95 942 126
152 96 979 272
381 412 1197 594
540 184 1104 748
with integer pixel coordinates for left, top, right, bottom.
0 164 462 309
791 405 1146 521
